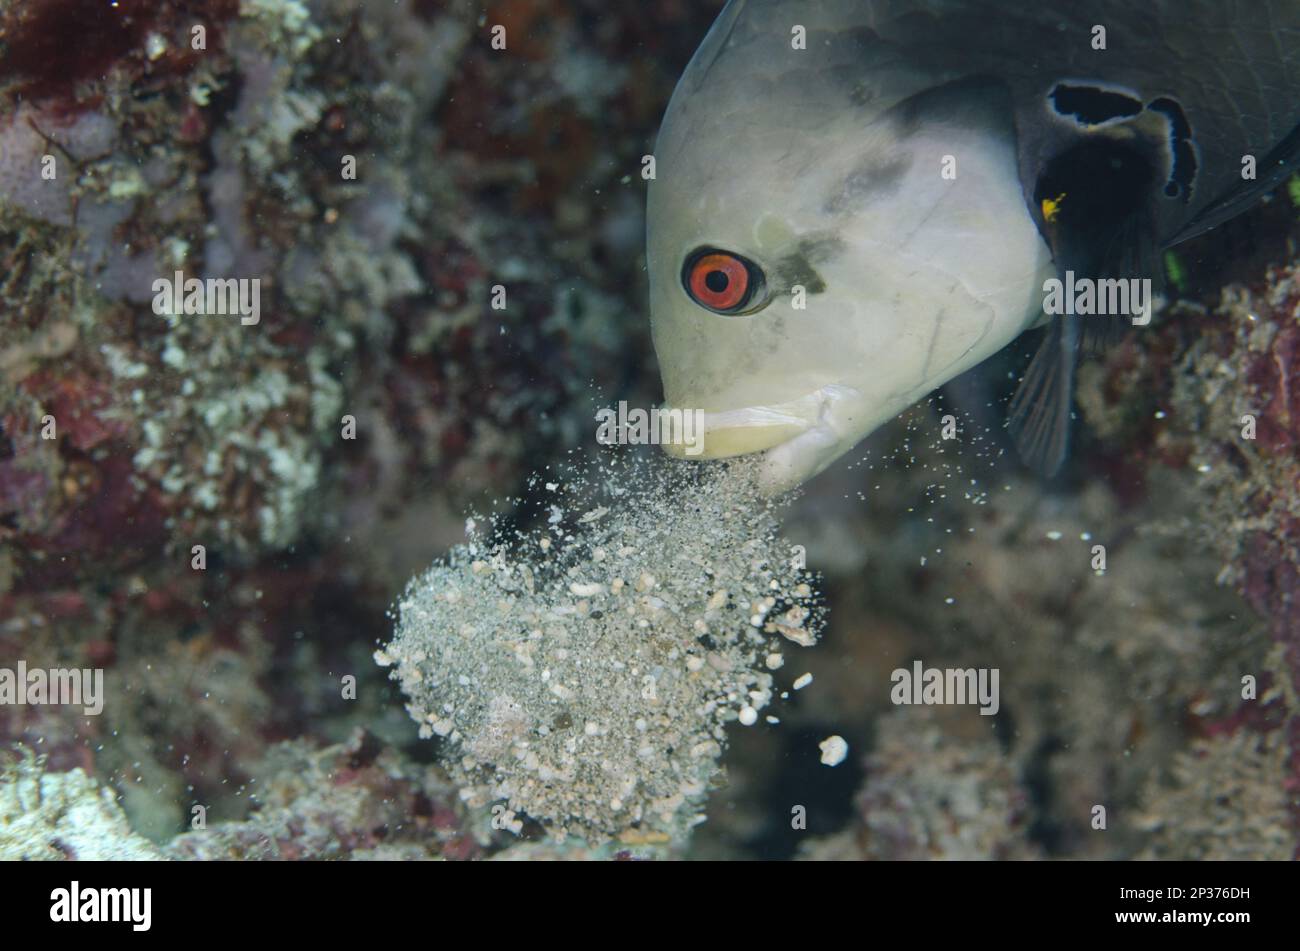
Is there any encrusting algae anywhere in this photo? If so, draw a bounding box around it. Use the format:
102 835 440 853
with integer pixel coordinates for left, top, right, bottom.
378 455 824 841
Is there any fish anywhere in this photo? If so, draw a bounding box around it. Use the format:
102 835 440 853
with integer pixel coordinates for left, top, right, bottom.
646 0 1300 491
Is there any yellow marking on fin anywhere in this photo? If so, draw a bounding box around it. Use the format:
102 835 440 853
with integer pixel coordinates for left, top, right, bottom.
1041 192 1067 224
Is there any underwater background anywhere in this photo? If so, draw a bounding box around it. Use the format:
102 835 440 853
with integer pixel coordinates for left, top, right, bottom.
1 0 1298 860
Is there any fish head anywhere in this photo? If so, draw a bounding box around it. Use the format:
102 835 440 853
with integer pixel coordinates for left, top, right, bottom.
647 19 1053 492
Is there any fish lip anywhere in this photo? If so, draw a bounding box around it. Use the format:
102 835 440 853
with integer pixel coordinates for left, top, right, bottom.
755 385 865 493
660 384 864 489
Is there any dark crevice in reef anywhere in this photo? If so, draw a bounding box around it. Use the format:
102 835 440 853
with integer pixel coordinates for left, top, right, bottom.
749 723 866 860
1022 733 1067 855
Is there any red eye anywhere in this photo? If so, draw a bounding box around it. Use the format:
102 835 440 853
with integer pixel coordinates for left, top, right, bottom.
683 250 759 313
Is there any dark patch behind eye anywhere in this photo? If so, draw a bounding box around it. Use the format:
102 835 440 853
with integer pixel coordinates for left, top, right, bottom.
773 254 826 294
771 235 844 295
1050 83 1142 126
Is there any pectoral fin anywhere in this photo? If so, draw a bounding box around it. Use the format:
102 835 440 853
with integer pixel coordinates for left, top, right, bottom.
1007 313 1078 477
1012 134 1160 475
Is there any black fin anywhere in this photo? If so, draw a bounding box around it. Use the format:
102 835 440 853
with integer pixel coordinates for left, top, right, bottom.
1077 207 1163 357
1010 135 1162 474
1165 120 1300 247
1008 313 1078 476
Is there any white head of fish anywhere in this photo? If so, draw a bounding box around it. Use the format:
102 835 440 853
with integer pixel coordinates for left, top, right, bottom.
647 41 1054 492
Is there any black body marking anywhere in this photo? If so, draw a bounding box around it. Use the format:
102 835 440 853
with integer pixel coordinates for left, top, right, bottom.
1146 97 1197 201
1049 83 1142 126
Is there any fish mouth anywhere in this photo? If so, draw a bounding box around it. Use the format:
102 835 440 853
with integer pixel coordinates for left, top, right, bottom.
660 384 865 493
